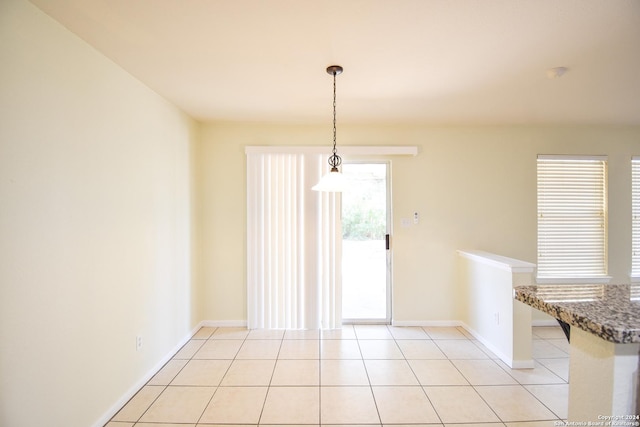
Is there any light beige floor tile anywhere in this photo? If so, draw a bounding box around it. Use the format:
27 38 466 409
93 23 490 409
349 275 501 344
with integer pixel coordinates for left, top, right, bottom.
507 421 560 427
246 328 285 339
210 327 250 340
532 326 566 340
255 425 313 427
260 387 320 424
110 325 577 426
408 360 468 386
139 386 215 424
320 386 380 424
457 326 476 339
496 360 565 385
354 325 393 339
199 386 267 424
471 339 499 359
147 359 188 385
382 425 440 427
220 359 275 386
192 339 243 359
332 425 380 427
321 326 356 339
278 339 319 359
284 329 320 339
546 338 570 353
388 326 429 339
173 340 206 359
444 424 504 427
525 384 569 419
259 425 316 427
397 340 447 359
192 327 216 339
365 359 419 385
271 359 319 385
475 385 557 422
236 339 282 359
452 359 517 385
434 340 490 359
424 386 500 423
532 340 568 358
373 386 440 424
321 339 362 359
136 424 195 427
423 327 468 340
321 359 369 385
536 358 569 382
359 339 404 359
170 359 231 386
111 385 164 422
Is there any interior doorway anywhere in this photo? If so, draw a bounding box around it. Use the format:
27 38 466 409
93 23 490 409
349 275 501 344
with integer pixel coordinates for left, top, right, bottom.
341 162 391 323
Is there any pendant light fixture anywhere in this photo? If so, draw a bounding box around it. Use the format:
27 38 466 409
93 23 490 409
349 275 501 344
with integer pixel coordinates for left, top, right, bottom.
312 65 346 192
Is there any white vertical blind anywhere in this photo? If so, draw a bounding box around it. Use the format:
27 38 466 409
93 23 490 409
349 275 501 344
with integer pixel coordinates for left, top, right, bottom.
632 157 640 277
537 155 608 279
246 152 341 329
316 154 342 329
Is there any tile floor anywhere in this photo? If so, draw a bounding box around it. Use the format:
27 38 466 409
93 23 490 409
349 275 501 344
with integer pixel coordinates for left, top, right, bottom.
106 325 569 427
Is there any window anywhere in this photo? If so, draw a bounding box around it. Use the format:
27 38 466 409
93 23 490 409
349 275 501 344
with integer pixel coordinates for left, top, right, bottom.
632 157 640 278
537 155 608 281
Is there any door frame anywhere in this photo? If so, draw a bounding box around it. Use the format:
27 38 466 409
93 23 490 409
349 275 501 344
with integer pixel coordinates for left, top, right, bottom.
341 160 392 325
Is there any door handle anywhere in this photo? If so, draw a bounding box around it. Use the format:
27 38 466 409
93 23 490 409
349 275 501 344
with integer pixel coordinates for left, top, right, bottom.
385 234 390 250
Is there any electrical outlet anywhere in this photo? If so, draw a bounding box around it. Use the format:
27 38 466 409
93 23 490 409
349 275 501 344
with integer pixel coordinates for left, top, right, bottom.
494 312 500 325
136 335 142 351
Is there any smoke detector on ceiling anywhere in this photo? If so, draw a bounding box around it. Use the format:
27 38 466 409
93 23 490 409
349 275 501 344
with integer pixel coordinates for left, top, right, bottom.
547 67 568 79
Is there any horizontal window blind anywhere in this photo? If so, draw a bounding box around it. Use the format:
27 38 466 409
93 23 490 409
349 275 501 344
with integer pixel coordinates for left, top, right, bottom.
632 157 640 276
537 155 607 279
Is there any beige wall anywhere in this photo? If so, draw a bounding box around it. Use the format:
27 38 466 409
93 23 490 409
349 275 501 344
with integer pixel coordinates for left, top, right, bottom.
2 0 640 425
0 1 201 426
200 123 640 323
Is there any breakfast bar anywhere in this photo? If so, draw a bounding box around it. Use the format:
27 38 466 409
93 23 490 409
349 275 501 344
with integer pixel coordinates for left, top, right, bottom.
514 284 640 422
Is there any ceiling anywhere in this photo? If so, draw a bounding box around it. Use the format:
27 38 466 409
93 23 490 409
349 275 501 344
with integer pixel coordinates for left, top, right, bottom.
30 0 640 125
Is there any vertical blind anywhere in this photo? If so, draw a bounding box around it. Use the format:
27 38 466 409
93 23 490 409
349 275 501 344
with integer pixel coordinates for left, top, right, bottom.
537 155 608 279
246 151 342 329
632 157 640 277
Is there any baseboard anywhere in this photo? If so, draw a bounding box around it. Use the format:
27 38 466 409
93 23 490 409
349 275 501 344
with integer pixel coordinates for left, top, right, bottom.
532 319 561 327
391 320 462 327
510 359 536 369
200 319 248 328
460 322 535 369
92 321 205 427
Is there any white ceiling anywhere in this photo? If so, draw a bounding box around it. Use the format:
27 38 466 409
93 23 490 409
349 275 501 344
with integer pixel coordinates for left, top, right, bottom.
30 0 640 125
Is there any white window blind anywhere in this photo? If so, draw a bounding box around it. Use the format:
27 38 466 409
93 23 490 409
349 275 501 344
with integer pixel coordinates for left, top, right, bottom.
632 157 640 277
537 155 608 280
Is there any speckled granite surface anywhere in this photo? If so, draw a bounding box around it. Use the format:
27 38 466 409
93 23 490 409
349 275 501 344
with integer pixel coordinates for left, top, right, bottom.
514 284 640 344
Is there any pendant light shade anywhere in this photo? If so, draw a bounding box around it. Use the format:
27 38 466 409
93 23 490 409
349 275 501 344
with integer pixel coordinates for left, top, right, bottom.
311 166 346 192
313 65 345 192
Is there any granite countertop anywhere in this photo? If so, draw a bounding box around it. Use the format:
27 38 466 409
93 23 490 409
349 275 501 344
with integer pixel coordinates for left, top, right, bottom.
514 284 640 344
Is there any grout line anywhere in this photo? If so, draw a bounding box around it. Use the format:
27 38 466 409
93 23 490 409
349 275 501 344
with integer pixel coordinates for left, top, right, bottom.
192 326 226 425
255 330 285 425
394 326 445 425
362 325 386 426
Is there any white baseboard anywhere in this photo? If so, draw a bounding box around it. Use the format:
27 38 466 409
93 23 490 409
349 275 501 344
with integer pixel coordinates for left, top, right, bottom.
92 321 205 427
460 322 535 369
532 319 561 327
391 320 462 327
200 319 248 328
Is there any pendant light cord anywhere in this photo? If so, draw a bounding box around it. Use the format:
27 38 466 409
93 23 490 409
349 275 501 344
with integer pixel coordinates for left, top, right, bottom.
328 69 342 170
